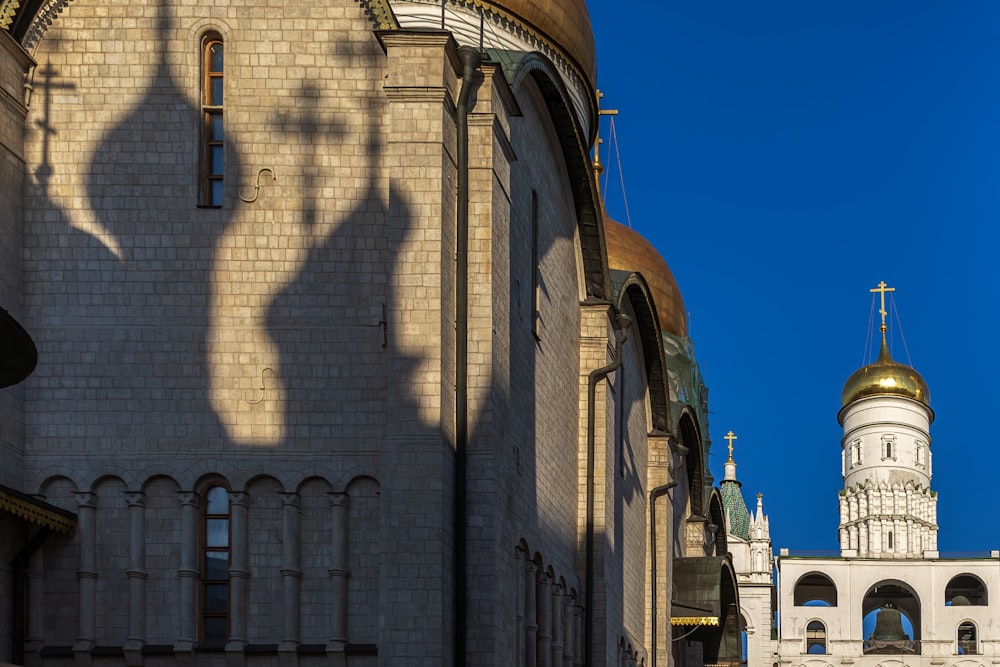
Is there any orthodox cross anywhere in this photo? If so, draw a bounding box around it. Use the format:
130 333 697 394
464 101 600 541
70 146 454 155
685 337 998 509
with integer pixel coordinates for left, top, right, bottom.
724 430 737 461
593 89 619 174
870 280 895 332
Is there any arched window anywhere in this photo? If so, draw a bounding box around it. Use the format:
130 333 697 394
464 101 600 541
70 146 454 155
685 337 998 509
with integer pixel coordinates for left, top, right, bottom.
958 621 977 655
881 434 896 461
861 581 920 654
806 621 827 654
946 574 988 606
201 485 230 646
201 35 224 206
794 573 838 607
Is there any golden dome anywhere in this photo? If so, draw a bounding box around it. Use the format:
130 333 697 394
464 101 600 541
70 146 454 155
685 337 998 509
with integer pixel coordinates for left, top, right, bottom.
604 218 687 338
486 0 597 86
840 335 930 408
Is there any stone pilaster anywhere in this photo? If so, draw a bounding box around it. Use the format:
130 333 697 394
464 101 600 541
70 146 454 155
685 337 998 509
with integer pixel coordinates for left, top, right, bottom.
72 491 96 667
646 432 672 667
279 492 302 667
124 491 147 666
327 492 349 667
537 571 552 667
24 546 44 667
174 491 199 661
378 30 461 665
226 492 249 667
525 559 538 667
551 582 564 667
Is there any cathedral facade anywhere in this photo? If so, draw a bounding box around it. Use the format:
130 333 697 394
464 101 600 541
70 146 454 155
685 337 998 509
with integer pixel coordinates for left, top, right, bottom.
0 1 739 666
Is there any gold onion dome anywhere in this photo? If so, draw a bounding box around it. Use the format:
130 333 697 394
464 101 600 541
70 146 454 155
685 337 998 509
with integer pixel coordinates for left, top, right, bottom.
840 334 930 408
603 218 687 338
487 0 597 86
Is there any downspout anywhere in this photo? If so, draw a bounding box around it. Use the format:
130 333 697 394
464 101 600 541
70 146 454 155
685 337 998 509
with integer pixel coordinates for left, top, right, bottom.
649 478 677 667
585 312 631 667
650 440 686 667
454 45 481 667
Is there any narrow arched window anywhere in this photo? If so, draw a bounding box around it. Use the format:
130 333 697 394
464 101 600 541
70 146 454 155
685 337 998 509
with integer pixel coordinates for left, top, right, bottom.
806 620 827 654
201 485 230 646
202 36 224 206
958 621 977 654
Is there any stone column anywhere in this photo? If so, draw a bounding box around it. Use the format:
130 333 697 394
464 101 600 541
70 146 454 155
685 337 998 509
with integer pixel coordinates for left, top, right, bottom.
525 560 538 667
24 547 45 667
551 582 564 667
537 571 552 667
327 492 349 665
73 491 97 667
226 491 250 666
562 596 575 667
574 605 585 666
515 547 526 665
124 491 147 666
279 492 302 667
175 492 199 657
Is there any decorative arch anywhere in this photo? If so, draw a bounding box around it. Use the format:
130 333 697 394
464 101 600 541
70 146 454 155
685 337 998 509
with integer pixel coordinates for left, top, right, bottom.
678 410 704 518
707 488 728 556
946 574 988 606
617 273 671 433
512 52 609 303
794 572 838 607
862 579 921 653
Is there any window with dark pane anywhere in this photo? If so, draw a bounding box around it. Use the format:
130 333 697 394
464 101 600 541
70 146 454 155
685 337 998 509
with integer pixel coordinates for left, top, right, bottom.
202 37 224 206
201 485 229 646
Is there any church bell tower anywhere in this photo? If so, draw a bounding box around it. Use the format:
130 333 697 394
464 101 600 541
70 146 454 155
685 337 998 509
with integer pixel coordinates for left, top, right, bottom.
837 282 937 558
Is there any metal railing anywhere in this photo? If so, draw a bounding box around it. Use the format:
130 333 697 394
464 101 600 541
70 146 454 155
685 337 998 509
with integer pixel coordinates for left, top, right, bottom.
863 639 921 655
958 640 978 655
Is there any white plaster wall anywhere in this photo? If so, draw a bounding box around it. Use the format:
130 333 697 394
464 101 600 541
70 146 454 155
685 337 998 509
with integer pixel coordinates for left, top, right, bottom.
778 556 1000 664
841 396 933 490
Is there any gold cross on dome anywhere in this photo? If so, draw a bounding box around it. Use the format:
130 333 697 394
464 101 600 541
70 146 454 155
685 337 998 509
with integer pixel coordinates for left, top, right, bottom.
869 280 895 332
724 430 737 461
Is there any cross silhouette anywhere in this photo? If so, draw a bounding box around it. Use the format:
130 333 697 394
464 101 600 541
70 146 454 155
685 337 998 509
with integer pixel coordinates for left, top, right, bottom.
33 59 76 192
724 430 737 461
869 280 895 332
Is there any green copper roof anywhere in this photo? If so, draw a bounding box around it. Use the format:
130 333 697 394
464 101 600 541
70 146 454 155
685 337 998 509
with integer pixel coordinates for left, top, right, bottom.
720 480 751 541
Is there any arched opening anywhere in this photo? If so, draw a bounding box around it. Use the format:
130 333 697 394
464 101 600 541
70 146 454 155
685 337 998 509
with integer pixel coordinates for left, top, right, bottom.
958 621 978 655
794 572 838 607
862 581 921 654
946 574 988 606
806 620 827 654
708 489 728 557
679 413 704 518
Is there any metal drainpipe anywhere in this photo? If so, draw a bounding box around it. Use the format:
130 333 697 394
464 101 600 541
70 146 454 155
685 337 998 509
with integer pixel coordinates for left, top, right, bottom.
454 45 481 667
585 312 631 667
649 478 678 667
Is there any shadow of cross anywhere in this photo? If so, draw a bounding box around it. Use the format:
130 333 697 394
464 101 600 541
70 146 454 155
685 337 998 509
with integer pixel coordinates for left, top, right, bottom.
34 58 76 192
272 81 347 232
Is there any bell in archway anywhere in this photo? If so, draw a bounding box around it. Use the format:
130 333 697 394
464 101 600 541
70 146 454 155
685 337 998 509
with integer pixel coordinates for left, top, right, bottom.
871 605 909 641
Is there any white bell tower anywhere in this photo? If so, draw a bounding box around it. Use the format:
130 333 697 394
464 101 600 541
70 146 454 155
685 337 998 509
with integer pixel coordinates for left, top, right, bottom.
837 282 937 558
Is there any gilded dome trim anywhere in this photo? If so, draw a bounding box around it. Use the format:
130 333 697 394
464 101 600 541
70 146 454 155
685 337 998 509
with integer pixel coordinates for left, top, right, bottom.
471 0 596 85
840 336 930 409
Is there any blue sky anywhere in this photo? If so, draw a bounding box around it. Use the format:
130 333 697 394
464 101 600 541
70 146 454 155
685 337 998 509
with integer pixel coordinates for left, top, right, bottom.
588 2 1000 553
